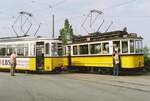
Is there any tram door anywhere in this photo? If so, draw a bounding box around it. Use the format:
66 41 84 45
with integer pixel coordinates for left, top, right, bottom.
36 42 44 73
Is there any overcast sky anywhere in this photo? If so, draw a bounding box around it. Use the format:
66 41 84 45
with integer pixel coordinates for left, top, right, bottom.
0 0 150 47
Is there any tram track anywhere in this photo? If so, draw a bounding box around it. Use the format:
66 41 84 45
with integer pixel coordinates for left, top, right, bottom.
1 72 150 101
57 73 150 93
10 73 150 95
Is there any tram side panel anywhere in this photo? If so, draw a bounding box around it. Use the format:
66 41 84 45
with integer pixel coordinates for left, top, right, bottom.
71 55 113 67
44 57 64 72
44 57 52 71
63 56 69 68
28 57 36 71
69 55 144 69
120 54 144 69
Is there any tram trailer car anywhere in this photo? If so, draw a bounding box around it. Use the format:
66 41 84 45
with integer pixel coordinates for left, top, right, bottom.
0 36 66 73
65 31 144 73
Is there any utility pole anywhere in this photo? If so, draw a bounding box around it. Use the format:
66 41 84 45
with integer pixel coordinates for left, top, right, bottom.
52 14 55 39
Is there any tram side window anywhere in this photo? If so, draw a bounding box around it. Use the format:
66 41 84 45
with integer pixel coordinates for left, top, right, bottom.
51 43 58 56
24 44 28 56
0 47 6 56
79 45 88 55
102 43 109 54
73 46 78 55
17 44 24 56
139 40 143 53
25 47 29 56
135 40 143 53
113 41 120 53
130 40 134 53
6 45 16 56
63 47 66 56
30 43 35 56
17 47 24 56
58 47 63 56
122 41 128 53
45 43 50 55
7 48 13 55
90 44 101 54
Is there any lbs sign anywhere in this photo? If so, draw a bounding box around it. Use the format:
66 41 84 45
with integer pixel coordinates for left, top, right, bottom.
0 58 29 69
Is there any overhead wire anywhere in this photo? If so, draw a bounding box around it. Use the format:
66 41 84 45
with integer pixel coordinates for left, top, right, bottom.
100 0 150 19
102 0 139 11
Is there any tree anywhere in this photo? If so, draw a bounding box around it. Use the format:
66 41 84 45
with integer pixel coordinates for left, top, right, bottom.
143 46 150 70
59 19 74 45
143 46 150 61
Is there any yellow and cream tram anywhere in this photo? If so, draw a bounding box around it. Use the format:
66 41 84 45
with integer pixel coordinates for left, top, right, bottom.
0 36 65 73
65 30 144 73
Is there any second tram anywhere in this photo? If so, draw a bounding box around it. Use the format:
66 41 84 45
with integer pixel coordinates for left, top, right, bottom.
65 30 144 73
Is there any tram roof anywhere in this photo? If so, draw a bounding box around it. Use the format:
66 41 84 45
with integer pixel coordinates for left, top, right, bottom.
0 35 60 42
72 30 143 44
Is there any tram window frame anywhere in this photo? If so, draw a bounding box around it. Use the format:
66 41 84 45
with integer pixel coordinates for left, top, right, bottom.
5 44 16 56
113 41 120 53
102 42 109 54
122 41 128 53
90 43 101 54
17 44 25 56
139 40 143 53
135 40 143 53
0 47 6 56
45 43 50 55
30 43 35 56
58 43 63 56
51 43 58 56
130 40 134 53
62 47 66 56
79 44 88 55
25 47 29 56
73 45 78 55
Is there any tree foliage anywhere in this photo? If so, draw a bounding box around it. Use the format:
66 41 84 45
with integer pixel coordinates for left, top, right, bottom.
59 19 74 45
143 46 150 61
143 46 150 70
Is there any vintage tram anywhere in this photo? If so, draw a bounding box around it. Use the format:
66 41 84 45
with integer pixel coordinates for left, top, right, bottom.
0 36 65 73
65 30 144 73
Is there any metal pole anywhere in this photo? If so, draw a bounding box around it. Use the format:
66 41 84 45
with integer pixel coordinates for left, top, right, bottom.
52 14 55 39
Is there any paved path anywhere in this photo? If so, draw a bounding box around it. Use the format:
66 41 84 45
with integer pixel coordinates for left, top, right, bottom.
0 72 150 101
